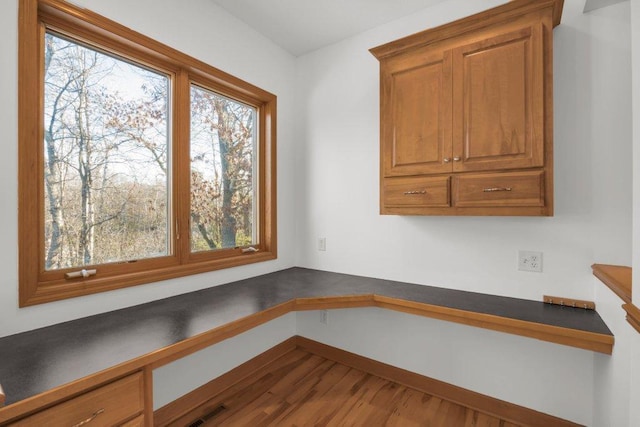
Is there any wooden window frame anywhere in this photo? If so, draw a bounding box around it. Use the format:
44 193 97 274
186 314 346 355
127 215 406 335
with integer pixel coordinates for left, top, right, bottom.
18 0 277 307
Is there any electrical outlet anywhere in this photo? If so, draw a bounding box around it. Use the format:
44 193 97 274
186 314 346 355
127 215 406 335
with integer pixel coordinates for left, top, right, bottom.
320 310 328 324
518 250 543 273
318 237 326 251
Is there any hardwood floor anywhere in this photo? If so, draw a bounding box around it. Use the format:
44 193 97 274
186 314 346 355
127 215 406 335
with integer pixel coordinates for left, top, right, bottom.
167 349 521 427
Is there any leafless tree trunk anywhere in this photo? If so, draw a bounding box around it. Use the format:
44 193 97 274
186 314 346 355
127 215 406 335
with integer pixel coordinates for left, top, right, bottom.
215 100 238 249
75 64 96 265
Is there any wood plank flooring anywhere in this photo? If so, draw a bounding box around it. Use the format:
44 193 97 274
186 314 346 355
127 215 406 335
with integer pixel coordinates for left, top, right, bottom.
167 349 521 427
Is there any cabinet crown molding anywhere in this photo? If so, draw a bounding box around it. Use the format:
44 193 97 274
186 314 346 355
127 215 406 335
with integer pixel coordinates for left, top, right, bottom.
370 0 564 60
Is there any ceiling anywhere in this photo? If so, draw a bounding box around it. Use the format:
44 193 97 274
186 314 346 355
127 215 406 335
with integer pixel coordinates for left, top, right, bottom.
210 0 451 56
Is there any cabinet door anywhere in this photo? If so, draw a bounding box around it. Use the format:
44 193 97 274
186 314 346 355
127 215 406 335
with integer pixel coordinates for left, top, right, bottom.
382 47 452 176
452 24 544 172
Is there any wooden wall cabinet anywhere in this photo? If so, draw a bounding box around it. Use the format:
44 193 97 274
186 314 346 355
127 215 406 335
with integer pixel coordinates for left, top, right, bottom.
371 0 564 216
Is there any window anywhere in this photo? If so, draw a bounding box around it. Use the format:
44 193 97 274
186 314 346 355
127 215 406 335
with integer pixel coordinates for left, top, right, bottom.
43 32 171 270
190 86 258 253
19 0 277 306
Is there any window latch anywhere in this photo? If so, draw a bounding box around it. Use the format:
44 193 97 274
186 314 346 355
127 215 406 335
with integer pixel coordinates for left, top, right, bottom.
241 246 259 254
65 269 97 279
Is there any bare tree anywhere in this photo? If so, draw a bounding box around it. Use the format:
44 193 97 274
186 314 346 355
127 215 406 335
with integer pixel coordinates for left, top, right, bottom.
44 33 169 269
190 87 255 251
43 32 253 268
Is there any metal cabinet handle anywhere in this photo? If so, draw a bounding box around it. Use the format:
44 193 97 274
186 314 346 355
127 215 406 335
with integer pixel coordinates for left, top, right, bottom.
443 158 451 163
483 187 513 193
453 157 461 162
403 190 427 195
71 409 105 427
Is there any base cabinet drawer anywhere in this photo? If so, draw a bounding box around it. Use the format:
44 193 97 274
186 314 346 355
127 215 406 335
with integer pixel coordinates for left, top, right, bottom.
453 171 545 208
383 176 450 208
10 373 144 427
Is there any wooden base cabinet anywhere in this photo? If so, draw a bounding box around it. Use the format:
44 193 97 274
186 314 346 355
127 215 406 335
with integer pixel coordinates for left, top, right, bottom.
371 0 563 216
8 373 145 427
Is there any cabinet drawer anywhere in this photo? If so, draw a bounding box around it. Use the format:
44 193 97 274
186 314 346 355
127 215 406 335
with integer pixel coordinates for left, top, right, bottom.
383 176 450 207
454 171 544 207
11 372 144 427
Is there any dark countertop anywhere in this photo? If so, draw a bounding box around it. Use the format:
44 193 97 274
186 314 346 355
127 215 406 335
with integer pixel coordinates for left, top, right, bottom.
0 267 612 407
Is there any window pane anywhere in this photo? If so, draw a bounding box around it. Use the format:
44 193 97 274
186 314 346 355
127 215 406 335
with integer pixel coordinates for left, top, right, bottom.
190 85 257 252
43 32 170 270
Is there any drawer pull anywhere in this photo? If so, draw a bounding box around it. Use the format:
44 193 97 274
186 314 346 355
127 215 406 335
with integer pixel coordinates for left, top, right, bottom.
483 187 513 193
403 190 427 195
71 408 105 427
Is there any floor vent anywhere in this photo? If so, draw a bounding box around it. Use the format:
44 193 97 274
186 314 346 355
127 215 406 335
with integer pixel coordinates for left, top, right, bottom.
187 405 227 427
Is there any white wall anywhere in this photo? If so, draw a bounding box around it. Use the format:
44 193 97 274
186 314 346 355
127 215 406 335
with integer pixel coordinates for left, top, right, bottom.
296 308 594 425
0 0 297 338
630 338 640 427
294 0 632 302
293 1 633 425
629 0 640 423
593 277 633 427
154 307 594 424
633 0 640 309
153 312 296 410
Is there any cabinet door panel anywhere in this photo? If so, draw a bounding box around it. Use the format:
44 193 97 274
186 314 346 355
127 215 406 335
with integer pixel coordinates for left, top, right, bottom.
452 24 544 172
382 49 452 176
